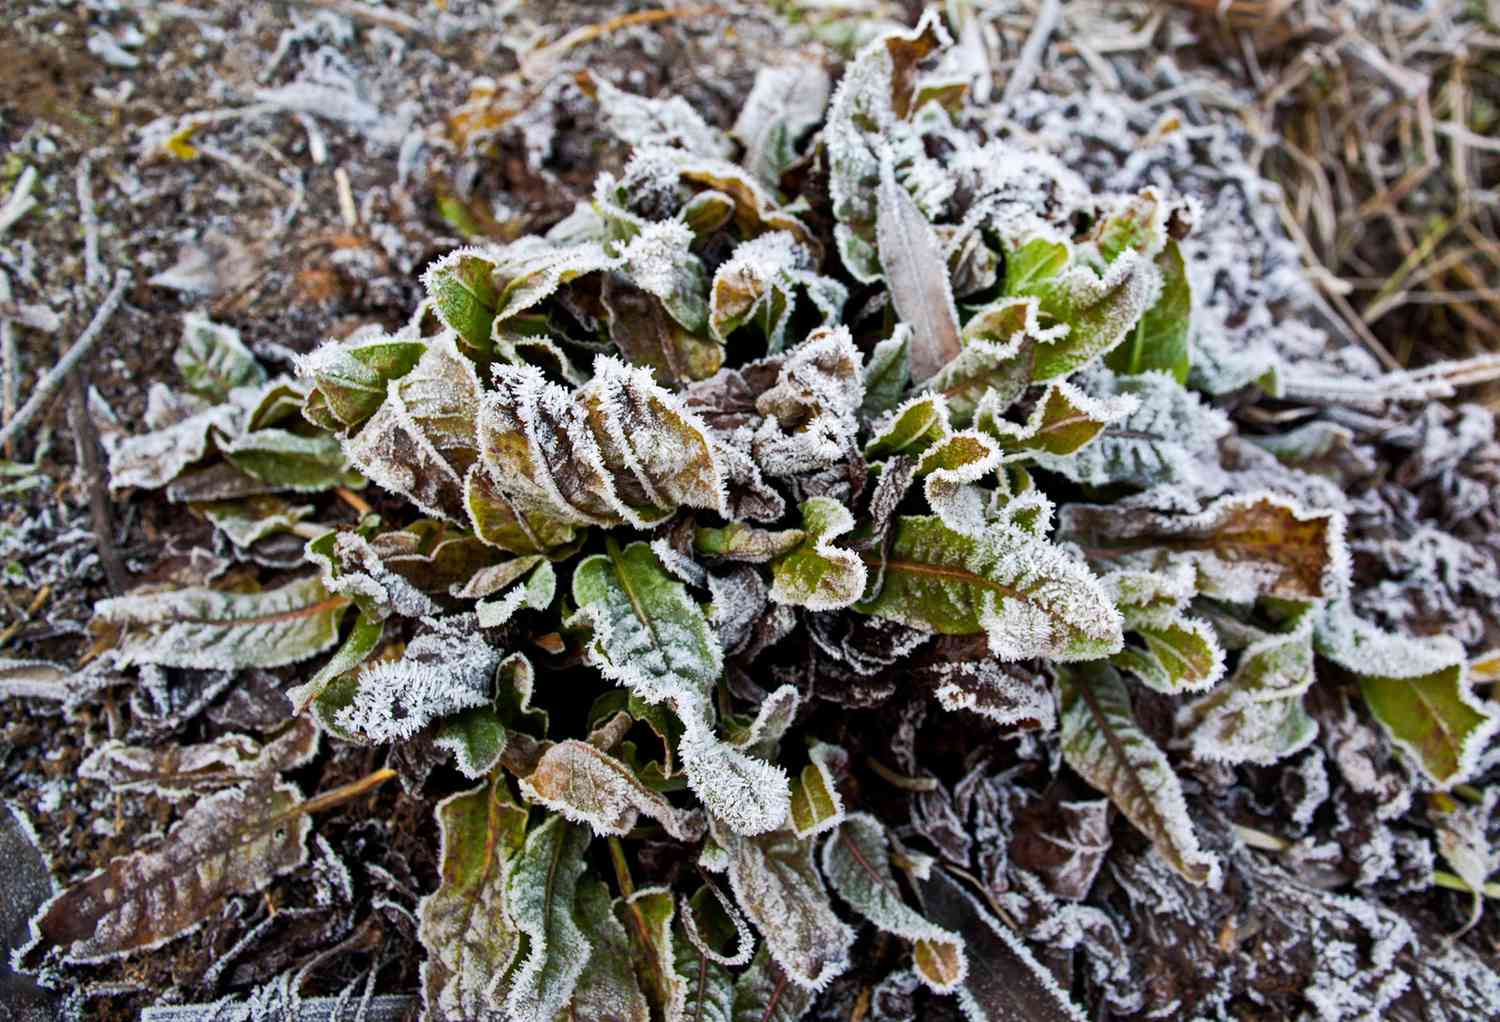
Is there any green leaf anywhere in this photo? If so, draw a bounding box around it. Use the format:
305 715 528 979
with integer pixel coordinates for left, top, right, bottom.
175 313 265 401
96 574 350 671
709 231 845 354
618 221 712 335
501 816 594 1021
718 825 853 991
564 880 650 1022
732 64 831 187
787 741 846 840
1179 608 1317 765
433 651 548 779
299 336 427 429
978 378 1135 458
1316 603 1499 785
615 888 683 1021
1003 237 1158 380
418 777 529 1022
854 515 1122 661
603 274 725 386
424 249 502 353
1108 576 1225 695
770 498 867 611
572 541 788 835
925 297 1042 425
861 328 912 418
286 607 384 712
223 428 362 492
864 393 951 460
1057 662 1222 887
822 813 966 993
1105 240 1191 383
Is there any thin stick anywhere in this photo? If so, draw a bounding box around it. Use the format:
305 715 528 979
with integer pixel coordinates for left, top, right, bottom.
1002 0 1062 105
66 366 130 593
0 270 19 443
0 271 130 452
0 166 37 239
298 767 397 817
77 155 106 288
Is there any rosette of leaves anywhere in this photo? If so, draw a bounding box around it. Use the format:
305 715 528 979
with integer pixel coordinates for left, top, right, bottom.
45 11 1500 1021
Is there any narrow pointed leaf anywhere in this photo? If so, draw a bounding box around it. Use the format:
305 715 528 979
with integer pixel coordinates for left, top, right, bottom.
502 817 593 1021
877 156 961 383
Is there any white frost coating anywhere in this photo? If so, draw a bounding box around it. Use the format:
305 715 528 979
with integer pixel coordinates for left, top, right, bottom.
519 740 705 842
585 73 732 157
709 231 846 350
1033 369 1230 497
733 64 831 186
728 684 801 754
716 824 854 992
929 660 1056 731
680 725 791 837
343 336 481 523
312 530 438 620
109 398 243 491
921 431 1004 539
986 377 1139 459
822 814 967 994
475 561 555 628
618 220 708 328
334 617 499 743
1181 611 1317 766
769 497 867 611
502 817 592 1022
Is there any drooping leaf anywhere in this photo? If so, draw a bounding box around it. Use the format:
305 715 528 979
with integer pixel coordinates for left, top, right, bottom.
26 780 311 964
1057 662 1222 887
519 739 705 841
770 498 867 611
617 220 711 335
821 813 966 993
79 719 318 799
418 777 529 1022
603 273 725 387
1104 239 1191 383
1058 493 1348 605
95 574 350 671
1315 603 1499 786
718 825 853 992
501 816 593 1022
876 155 961 383
853 515 1123 662
175 312 265 401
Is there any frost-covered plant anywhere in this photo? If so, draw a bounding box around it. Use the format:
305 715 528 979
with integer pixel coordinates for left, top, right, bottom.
23 12 1500 1020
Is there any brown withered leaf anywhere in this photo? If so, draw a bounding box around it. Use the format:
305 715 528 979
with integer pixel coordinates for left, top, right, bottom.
1009 797 1111 901
26 779 312 964
875 156 962 383
1057 493 1344 604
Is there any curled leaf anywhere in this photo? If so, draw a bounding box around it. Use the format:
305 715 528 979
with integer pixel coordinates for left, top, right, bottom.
770 498 867 611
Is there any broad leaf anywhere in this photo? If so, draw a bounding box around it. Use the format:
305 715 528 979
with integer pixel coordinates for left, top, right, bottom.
1180 608 1317 765
96 574 350 670
854 515 1123 662
519 739 705 841
979 378 1136 458
603 273 724 386
770 498 867 611
733 64 831 187
718 826 853 991
502 816 593 1021
1058 493 1347 604
1057 663 1222 887
861 328 912 418
298 335 426 430
787 741 846 840
175 313 265 401
27 780 310 963
418 777 529 1022
223 427 361 492
822 814 966 992
1104 239 1191 383
1316 604 1499 785
79 720 318 799
709 231 845 353
566 880 651 1022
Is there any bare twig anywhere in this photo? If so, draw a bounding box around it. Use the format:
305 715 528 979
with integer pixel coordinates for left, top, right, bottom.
65 360 129 594
76 154 106 288
0 166 37 239
1002 0 1063 105
0 271 130 453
